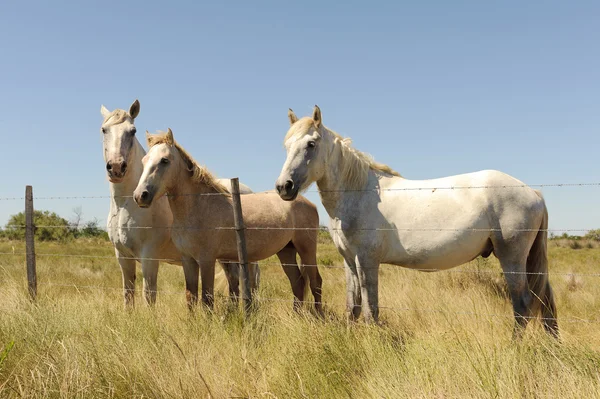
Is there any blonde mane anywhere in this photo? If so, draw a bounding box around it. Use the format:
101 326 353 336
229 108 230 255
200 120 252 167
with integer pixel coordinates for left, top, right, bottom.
147 131 230 195
285 117 401 190
102 109 130 127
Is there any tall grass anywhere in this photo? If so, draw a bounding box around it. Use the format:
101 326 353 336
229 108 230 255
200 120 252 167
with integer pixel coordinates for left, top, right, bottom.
0 238 599 398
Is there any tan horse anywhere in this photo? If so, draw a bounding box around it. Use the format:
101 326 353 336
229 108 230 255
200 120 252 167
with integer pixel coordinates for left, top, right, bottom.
133 128 323 313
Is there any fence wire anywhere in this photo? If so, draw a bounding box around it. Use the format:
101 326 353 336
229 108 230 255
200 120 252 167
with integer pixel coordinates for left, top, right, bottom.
0 181 599 201
2 224 595 234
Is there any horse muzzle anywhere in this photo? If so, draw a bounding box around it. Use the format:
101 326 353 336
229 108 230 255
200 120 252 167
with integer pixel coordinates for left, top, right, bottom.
106 160 128 183
133 188 154 208
275 178 299 201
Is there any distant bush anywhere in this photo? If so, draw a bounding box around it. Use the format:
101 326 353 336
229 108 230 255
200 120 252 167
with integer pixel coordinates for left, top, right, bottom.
317 227 333 244
75 218 109 240
5 210 74 241
550 232 585 241
318 254 335 266
3 210 109 242
584 229 600 241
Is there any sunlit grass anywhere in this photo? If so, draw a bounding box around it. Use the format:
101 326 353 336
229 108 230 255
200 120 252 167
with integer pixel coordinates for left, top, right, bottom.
0 238 599 398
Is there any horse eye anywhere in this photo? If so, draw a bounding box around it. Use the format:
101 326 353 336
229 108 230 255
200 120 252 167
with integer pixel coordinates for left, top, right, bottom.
131 128 137 135
308 141 316 148
101 127 106 134
160 158 169 164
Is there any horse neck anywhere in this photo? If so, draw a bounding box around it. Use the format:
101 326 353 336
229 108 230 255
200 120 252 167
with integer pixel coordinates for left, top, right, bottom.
109 138 146 204
316 138 350 217
315 136 377 218
166 164 231 225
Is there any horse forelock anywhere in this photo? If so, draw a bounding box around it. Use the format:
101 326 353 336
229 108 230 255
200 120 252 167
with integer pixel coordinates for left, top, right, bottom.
102 109 131 127
284 117 318 145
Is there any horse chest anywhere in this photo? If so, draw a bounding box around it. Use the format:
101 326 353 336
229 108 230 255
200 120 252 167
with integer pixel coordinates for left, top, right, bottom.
170 228 202 257
329 217 372 259
108 205 142 256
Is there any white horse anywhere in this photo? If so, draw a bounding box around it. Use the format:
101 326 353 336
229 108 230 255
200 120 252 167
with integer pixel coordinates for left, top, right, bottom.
100 100 258 306
275 106 558 338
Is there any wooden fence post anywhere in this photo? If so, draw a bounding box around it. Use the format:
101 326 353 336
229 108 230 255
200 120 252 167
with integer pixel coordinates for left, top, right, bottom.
25 185 37 301
230 178 252 313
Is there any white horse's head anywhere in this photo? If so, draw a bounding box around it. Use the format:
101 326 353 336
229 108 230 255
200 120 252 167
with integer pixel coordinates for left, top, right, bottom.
134 128 178 208
100 99 140 183
276 105 330 200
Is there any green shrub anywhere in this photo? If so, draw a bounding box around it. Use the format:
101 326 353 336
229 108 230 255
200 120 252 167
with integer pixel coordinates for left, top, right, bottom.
3 210 109 242
4 210 74 241
584 229 600 241
569 240 582 250
75 219 109 240
318 227 333 244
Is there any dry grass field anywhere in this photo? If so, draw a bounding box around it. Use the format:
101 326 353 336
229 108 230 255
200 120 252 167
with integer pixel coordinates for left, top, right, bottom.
1 235 599 398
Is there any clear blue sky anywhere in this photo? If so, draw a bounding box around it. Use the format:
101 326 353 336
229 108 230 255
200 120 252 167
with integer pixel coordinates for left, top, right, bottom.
1 1 599 233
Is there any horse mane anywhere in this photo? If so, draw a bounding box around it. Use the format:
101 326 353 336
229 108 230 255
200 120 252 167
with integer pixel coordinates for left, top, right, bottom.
147 131 230 195
285 117 401 190
102 109 130 127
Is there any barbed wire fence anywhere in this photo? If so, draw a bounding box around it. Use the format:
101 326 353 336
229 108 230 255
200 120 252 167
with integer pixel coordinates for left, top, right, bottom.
1 182 600 325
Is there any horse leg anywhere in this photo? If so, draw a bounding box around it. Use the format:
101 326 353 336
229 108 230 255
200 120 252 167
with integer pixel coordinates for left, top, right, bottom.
141 257 159 306
276 244 305 312
249 262 261 293
500 259 533 339
294 241 323 315
542 281 559 338
355 254 380 324
344 257 361 321
199 258 216 309
182 255 200 310
117 250 136 308
219 260 240 304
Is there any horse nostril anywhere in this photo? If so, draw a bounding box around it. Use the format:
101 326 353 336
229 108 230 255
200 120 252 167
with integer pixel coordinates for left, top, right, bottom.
121 162 127 172
106 162 112 171
141 191 149 200
284 180 294 191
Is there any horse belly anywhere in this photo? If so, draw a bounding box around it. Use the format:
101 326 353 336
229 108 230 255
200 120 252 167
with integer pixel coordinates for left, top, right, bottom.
384 230 490 271
245 230 293 262
209 229 291 263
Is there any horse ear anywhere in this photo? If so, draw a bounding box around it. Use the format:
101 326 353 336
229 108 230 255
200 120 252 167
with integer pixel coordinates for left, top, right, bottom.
288 108 298 126
312 105 322 128
166 128 174 145
145 130 152 146
100 105 110 119
129 99 140 119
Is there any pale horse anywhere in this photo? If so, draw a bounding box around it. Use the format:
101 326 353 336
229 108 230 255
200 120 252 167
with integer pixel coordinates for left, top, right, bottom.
133 129 323 313
100 100 259 306
275 106 558 338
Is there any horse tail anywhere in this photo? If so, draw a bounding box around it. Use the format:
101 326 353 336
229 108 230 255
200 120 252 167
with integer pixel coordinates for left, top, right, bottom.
527 191 558 337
